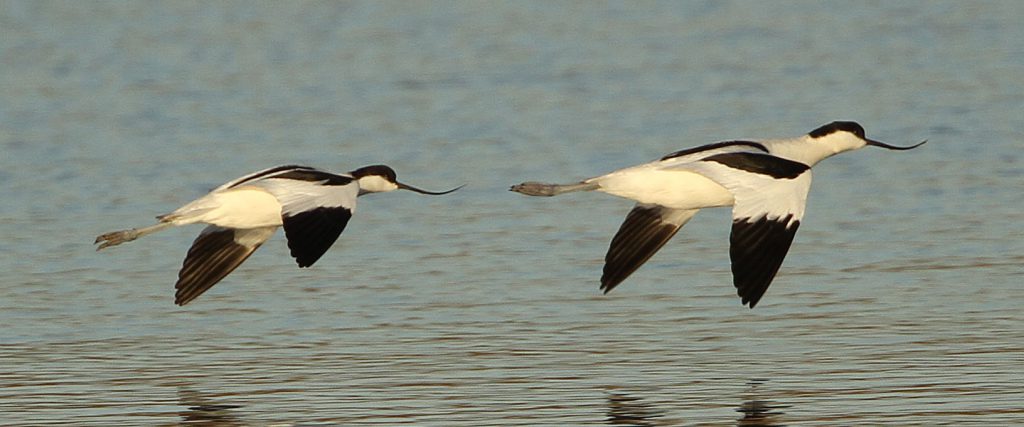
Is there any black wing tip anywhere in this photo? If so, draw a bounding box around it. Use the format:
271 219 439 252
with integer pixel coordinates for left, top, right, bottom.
599 205 691 298
294 258 317 268
283 207 351 269
735 277 774 309
599 279 618 294
174 284 206 306
730 216 800 311
174 285 203 306
736 280 774 309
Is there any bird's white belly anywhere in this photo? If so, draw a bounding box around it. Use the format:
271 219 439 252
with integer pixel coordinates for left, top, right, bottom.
168 187 283 229
595 168 734 209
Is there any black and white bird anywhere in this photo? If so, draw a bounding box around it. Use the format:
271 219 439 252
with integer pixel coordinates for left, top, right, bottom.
511 121 925 308
96 164 460 306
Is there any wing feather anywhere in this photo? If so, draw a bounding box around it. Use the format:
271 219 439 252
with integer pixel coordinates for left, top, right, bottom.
248 173 361 267
682 153 812 307
282 207 353 267
601 204 699 293
174 226 275 305
730 215 800 307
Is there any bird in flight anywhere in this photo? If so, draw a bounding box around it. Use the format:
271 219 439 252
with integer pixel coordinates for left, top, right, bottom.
511 121 925 308
96 164 460 305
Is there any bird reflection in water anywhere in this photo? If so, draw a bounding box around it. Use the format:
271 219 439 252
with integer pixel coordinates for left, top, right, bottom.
606 393 666 426
736 379 788 427
604 380 790 426
176 387 246 426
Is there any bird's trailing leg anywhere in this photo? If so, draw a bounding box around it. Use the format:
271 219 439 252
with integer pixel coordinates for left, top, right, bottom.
95 222 174 251
510 181 599 197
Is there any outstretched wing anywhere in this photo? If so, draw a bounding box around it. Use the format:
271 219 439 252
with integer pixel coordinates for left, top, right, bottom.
175 226 276 306
281 207 354 267
601 204 699 293
253 170 360 268
684 152 812 308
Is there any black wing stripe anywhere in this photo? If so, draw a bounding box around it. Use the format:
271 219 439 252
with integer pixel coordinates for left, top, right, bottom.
282 207 353 268
729 215 800 308
600 206 689 293
225 165 317 189
174 228 263 306
661 140 768 160
703 152 809 179
272 169 354 185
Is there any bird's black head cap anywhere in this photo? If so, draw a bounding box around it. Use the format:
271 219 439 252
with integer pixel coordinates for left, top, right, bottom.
808 121 866 139
351 164 398 182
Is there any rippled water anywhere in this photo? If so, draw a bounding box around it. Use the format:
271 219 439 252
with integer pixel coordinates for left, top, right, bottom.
2 1 1023 425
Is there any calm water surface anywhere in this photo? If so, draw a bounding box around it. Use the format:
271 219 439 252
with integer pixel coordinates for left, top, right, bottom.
2 1 1022 425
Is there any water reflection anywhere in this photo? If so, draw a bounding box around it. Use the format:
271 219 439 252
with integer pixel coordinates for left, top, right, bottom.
604 380 789 426
3 1 1021 425
176 387 246 426
605 393 666 426
736 379 788 427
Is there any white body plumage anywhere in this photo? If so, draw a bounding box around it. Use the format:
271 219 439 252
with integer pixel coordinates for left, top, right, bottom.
96 164 459 306
511 121 925 308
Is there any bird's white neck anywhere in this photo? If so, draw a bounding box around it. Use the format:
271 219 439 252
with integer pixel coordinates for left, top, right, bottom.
762 134 865 167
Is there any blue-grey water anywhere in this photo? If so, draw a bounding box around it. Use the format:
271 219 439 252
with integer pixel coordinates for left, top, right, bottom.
2 1 1022 425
